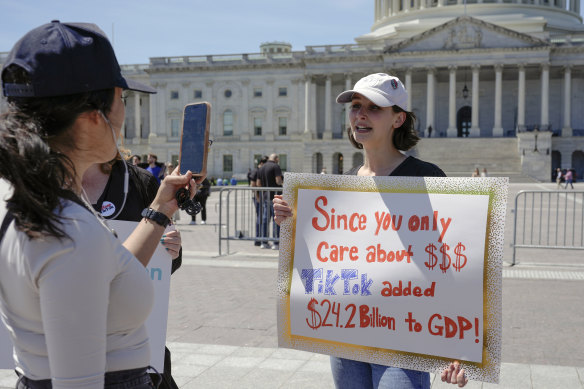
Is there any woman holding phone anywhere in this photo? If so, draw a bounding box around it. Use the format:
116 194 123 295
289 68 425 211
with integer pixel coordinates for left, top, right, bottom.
0 21 200 388
273 73 468 388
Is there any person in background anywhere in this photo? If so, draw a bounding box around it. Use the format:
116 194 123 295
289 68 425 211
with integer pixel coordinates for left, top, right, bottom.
273 73 467 388
132 154 142 166
146 153 164 184
257 153 283 250
82 153 182 389
481 168 488 177
472 168 480 177
565 168 574 189
0 20 200 388
250 156 268 246
555 168 563 188
321 167 327 174
190 177 211 225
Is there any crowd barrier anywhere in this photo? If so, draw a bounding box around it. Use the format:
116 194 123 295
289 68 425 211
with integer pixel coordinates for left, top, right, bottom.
217 186 282 256
512 190 584 265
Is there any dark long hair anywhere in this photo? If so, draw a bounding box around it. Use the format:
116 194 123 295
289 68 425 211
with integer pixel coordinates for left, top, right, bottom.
0 65 115 239
347 105 420 151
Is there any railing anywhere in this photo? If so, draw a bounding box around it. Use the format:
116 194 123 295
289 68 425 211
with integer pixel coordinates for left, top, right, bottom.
512 190 584 265
218 186 282 256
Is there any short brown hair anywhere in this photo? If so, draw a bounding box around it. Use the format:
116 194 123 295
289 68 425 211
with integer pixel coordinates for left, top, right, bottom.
347 106 419 151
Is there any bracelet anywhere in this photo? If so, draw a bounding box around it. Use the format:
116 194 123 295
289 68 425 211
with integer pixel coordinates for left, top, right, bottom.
141 208 171 228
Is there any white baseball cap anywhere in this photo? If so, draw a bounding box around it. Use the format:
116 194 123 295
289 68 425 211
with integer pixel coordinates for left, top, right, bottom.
336 73 408 111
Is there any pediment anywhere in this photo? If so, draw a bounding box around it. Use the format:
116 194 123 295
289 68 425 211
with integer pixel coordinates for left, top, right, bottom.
385 16 548 53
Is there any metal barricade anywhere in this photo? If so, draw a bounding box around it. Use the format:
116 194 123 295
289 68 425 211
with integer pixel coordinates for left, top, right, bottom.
512 190 584 265
217 186 282 256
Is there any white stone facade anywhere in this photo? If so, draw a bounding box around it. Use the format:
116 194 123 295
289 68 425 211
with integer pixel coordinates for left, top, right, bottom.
2 2 584 181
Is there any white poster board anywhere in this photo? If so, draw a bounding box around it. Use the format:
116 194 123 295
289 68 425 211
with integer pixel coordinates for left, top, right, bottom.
0 196 172 372
277 173 508 384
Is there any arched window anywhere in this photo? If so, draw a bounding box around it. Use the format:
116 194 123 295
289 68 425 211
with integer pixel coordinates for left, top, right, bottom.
223 110 233 136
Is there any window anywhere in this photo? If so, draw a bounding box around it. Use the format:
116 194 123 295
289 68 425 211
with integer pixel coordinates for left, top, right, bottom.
253 88 262 97
171 118 180 137
254 118 263 136
278 154 287 172
194 90 202 99
278 117 287 136
224 89 232 98
223 155 233 173
223 110 233 136
278 87 287 97
170 91 179 99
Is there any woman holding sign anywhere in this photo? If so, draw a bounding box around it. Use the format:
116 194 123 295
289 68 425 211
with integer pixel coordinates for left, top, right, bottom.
0 21 200 388
273 73 467 388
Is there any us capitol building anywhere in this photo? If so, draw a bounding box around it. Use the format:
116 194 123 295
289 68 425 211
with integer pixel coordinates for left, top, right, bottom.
2 0 583 181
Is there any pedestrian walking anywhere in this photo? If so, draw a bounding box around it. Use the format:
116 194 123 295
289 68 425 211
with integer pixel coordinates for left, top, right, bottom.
556 168 563 188
565 169 574 189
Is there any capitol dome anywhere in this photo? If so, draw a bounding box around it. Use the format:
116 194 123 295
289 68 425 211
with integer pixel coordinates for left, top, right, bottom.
358 0 583 43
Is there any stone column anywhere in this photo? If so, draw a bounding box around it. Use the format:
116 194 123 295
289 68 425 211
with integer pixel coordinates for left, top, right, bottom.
383 0 390 17
266 79 274 140
438 0 445 6
405 70 412 112
563 66 572 136
470 65 480 136
304 76 315 138
375 0 381 20
241 79 250 141
404 0 411 12
540 64 549 129
345 74 352 133
392 0 400 15
426 68 435 134
447 66 457 137
492 65 503 136
324 75 332 140
205 81 215 136
149 81 166 141
134 91 141 142
517 65 526 131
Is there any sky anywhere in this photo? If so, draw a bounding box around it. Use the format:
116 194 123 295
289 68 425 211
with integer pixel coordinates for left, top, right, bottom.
0 0 373 64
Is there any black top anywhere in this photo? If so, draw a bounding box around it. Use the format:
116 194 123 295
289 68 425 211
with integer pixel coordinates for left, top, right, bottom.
93 160 159 222
344 156 446 178
258 160 283 187
258 160 283 200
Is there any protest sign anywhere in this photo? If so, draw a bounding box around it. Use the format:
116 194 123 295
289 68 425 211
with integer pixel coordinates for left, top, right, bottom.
0 216 172 373
277 173 508 383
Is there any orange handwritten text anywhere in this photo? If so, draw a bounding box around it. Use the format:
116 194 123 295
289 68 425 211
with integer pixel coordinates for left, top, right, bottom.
316 241 359 262
365 244 413 263
312 196 367 232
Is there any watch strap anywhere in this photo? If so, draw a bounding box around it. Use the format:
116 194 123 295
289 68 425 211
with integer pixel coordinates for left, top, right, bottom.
141 208 171 227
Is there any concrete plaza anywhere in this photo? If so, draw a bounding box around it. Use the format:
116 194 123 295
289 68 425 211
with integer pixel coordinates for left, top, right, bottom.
0 181 583 388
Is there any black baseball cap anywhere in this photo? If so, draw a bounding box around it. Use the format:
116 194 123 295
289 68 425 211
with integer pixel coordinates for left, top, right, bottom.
2 20 156 97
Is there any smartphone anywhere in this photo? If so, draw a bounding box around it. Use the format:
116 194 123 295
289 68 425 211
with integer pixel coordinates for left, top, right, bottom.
179 102 211 177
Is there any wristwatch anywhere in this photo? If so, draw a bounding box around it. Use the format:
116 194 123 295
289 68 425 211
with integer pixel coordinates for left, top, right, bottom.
141 208 171 227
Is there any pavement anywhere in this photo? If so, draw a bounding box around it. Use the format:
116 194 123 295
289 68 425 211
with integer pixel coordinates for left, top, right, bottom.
1 181 583 388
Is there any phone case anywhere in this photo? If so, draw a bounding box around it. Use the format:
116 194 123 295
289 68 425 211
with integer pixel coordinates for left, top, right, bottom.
179 102 211 177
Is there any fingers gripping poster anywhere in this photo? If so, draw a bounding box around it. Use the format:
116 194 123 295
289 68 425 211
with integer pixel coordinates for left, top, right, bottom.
277 173 508 384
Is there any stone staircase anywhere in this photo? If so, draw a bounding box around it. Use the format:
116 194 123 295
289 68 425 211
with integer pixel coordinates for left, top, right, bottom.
408 138 539 182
